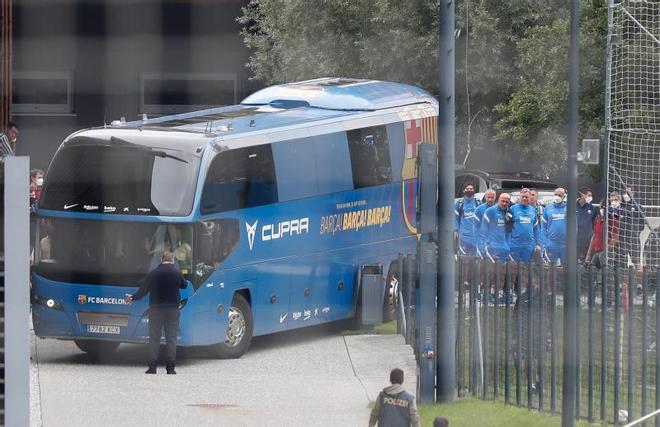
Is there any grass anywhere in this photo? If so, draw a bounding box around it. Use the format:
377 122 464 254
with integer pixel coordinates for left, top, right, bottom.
340 320 399 335
419 398 603 427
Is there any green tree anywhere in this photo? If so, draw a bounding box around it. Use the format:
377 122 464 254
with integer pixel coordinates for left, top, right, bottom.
238 0 607 180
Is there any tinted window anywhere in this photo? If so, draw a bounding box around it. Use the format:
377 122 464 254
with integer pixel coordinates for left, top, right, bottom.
39 143 200 216
34 218 192 286
499 180 556 190
347 126 392 189
201 145 278 214
193 219 239 284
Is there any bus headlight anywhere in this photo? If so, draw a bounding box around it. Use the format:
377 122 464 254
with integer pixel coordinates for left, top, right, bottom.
33 295 64 311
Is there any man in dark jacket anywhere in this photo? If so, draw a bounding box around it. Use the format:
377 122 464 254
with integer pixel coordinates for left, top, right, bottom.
369 368 420 427
125 251 186 374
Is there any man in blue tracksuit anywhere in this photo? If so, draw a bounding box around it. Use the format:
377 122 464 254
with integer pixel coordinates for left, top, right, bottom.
481 192 512 262
541 187 567 263
474 188 497 257
454 182 480 256
510 188 540 263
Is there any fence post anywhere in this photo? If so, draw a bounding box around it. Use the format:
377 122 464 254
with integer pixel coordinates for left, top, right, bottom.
551 263 558 414
457 256 465 395
628 266 635 421
397 254 404 335
406 254 416 348
516 261 522 407
527 263 533 410
494 261 500 400
505 262 512 405
655 269 660 427
576 264 582 421
470 260 478 396
539 261 546 412
614 265 621 425
483 262 491 400
601 263 608 422
641 268 649 422
588 263 596 423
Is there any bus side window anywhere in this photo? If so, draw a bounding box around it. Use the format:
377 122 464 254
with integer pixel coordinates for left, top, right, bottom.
347 125 392 189
194 219 239 284
201 145 278 214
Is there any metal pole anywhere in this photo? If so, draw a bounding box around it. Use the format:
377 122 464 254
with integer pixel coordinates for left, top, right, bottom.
436 0 456 403
562 0 580 424
603 0 614 264
4 157 30 427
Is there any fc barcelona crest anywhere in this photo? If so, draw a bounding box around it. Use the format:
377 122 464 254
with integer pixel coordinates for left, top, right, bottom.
78 294 88 304
401 116 438 234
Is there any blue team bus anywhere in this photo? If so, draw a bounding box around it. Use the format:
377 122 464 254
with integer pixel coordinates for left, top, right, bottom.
31 78 438 358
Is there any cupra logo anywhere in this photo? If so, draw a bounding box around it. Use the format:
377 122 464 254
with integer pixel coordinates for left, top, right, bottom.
246 220 258 251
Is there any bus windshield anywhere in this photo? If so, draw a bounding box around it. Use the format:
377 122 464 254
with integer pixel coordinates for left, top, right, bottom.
33 218 193 286
39 144 200 216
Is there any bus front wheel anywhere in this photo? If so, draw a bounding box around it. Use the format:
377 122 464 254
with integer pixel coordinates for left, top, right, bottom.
74 339 120 356
212 294 253 359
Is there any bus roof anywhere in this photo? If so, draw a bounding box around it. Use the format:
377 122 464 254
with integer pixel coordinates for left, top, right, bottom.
115 78 437 138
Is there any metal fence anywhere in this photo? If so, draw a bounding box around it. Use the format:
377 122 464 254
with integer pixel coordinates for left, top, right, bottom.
449 256 660 425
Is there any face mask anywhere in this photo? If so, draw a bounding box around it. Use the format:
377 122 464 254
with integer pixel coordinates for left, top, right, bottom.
623 194 631 202
611 200 621 209
464 190 474 198
586 196 593 204
36 178 44 187
553 195 563 204
600 208 604 216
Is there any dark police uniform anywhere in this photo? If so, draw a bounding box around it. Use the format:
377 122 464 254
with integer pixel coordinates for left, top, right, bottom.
576 200 597 260
369 384 420 427
131 261 186 369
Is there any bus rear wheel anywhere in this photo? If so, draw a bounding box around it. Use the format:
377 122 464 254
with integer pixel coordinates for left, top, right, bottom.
211 294 253 359
383 263 400 322
74 339 120 356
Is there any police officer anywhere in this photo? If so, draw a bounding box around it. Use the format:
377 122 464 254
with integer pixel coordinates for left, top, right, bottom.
576 187 597 261
125 251 187 374
474 188 497 258
454 183 480 256
541 187 567 264
481 192 512 263
369 368 420 427
510 188 540 263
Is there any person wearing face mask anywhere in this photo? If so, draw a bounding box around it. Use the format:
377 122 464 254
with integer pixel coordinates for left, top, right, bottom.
509 188 541 263
619 186 644 270
30 168 45 201
474 188 497 257
481 192 512 263
454 183 480 256
576 187 598 261
541 187 567 264
586 194 621 268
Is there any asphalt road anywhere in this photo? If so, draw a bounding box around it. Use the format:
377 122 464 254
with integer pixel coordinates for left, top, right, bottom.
30 325 417 427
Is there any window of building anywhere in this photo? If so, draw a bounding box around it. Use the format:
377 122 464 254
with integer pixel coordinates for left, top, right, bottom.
140 72 238 115
12 71 73 115
347 125 392 189
201 145 278 215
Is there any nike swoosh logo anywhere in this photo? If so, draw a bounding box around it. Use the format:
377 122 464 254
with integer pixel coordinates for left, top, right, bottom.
63 203 78 210
279 313 288 323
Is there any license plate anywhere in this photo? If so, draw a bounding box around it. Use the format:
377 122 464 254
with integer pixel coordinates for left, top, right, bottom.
87 325 120 334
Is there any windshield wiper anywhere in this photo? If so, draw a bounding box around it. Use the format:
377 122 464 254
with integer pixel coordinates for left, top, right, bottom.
109 136 189 164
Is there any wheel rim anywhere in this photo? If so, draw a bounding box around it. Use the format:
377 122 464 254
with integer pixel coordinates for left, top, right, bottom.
386 273 400 312
226 306 246 347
